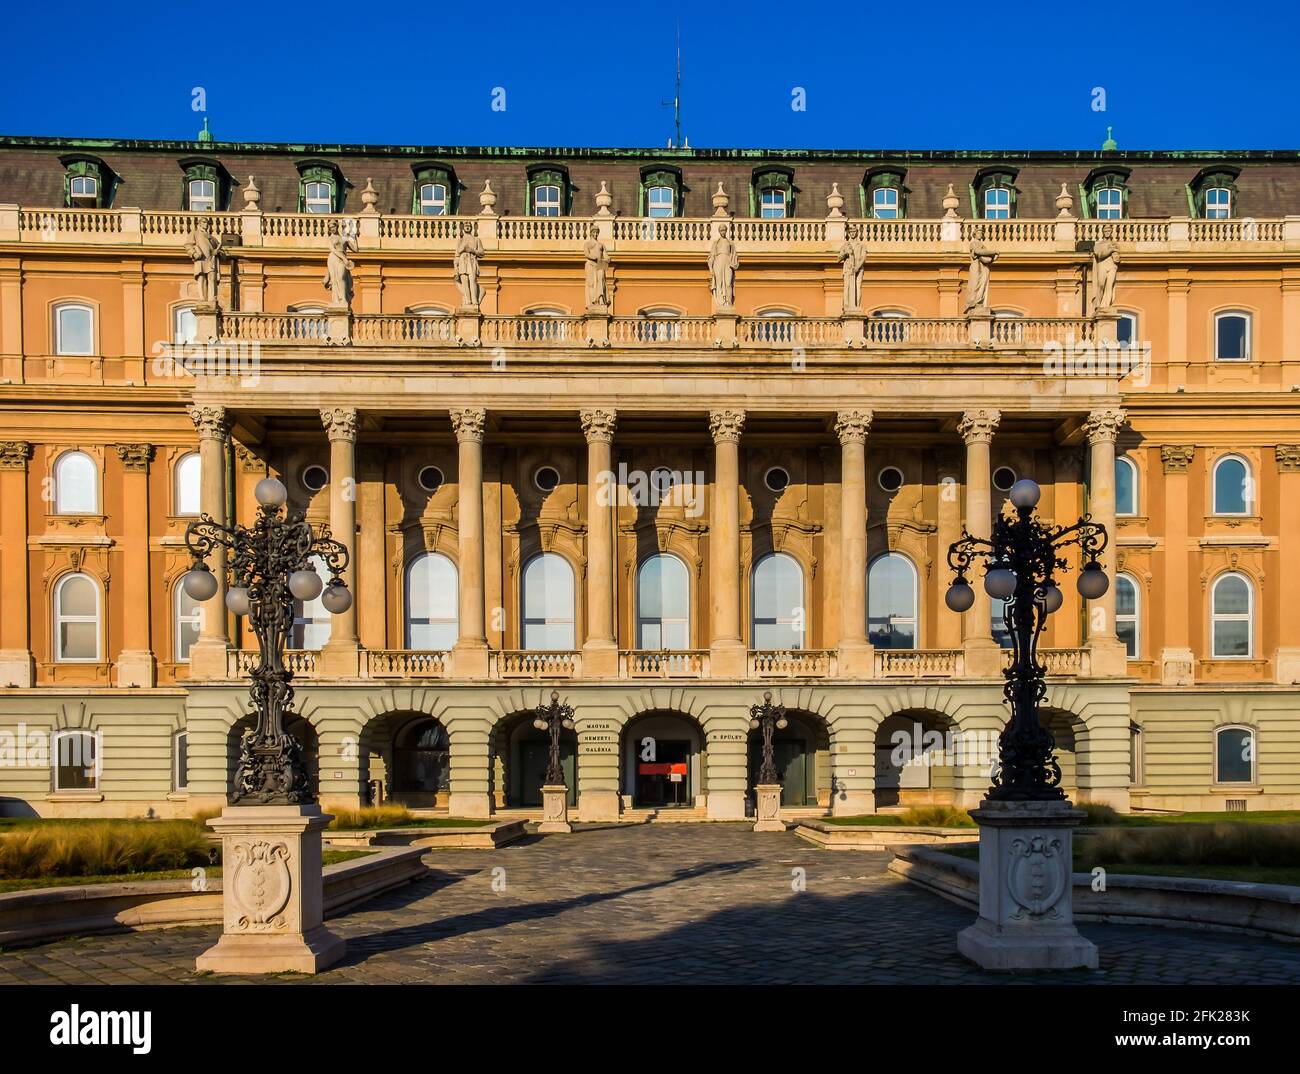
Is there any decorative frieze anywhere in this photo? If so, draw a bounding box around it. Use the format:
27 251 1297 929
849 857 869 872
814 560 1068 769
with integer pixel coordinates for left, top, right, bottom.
1160 445 1196 473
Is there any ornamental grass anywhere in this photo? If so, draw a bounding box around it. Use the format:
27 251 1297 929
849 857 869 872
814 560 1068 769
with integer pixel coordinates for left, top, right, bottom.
0 820 214 880
326 804 416 830
897 805 977 828
1079 823 1300 870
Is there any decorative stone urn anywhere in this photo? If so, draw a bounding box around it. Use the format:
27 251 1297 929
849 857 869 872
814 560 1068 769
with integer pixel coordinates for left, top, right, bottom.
195 805 345 975
538 784 572 834
594 180 614 216
956 800 1098 971
479 179 497 216
753 784 785 832
711 182 730 216
825 182 845 218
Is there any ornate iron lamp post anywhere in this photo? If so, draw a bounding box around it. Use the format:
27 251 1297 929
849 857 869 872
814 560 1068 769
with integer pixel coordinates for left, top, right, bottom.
533 691 575 833
943 477 1108 970
182 476 351 804
750 691 788 831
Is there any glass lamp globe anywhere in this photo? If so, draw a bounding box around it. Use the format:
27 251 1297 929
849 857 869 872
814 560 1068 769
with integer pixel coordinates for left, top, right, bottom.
562 718 575 730
984 567 1018 600
749 718 760 729
289 569 324 601
1008 478 1041 510
321 583 352 614
776 716 789 730
182 566 218 601
1041 584 1064 614
225 586 251 616
945 581 975 612
533 718 547 731
254 477 288 508
1077 562 1110 599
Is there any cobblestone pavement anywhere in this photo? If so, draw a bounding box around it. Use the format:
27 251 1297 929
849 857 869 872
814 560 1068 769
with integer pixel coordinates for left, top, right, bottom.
1 824 1298 985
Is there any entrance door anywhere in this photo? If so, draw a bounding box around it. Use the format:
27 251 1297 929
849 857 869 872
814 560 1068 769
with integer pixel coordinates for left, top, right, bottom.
774 739 809 806
635 739 691 807
516 740 576 807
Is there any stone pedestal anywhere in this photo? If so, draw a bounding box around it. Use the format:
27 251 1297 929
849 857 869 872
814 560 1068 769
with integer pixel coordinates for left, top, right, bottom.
584 306 610 347
956 799 1098 972
705 788 746 820
1159 646 1195 686
578 790 621 822
538 784 572 833
195 805 345 976
192 301 218 344
323 305 352 346
455 305 481 346
0 649 35 688
753 784 785 831
712 311 737 348
114 649 156 688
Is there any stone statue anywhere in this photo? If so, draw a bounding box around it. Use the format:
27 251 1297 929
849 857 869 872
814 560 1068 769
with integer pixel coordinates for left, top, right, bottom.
454 221 485 309
1090 232 1120 314
583 223 608 309
838 223 867 312
963 240 998 314
323 221 357 308
185 221 222 306
708 224 738 310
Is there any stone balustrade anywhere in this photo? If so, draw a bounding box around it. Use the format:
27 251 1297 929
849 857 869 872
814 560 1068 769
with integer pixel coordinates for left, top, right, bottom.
492 650 583 678
876 648 964 677
365 650 449 678
621 650 710 678
748 649 838 678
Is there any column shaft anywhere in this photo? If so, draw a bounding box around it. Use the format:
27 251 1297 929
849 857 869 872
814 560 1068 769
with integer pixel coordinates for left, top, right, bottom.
115 444 155 686
958 409 1001 675
1276 446 1300 684
187 405 230 676
0 442 33 686
709 410 746 676
835 410 872 676
580 409 618 676
1085 407 1128 675
450 408 488 676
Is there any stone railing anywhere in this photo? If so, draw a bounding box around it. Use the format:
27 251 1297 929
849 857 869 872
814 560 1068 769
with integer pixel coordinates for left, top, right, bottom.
365 650 449 678
621 650 710 678
228 649 319 677
492 650 582 678
999 647 1091 677
875 649 964 678
748 649 836 677
222 311 330 342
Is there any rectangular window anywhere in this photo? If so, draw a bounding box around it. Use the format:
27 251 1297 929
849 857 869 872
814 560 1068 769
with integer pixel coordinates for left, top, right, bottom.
984 188 1011 219
1216 729 1253 783
189 179 216 212
419 182 447 215
55 732 99 791
1215 315 1250 361
69 175 98 204
1205 187 1231 219
1096 187 1123 219
872 187 899 219
534 184 562 216
174 732 189 791
55 306 94 356
760 189 786 219
647 185 674 218
304 181 333 213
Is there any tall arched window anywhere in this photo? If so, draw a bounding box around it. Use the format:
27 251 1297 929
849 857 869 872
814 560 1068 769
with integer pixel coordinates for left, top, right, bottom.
637 554 690 649
291 555 332 650
868 553 917 649
174 579 202 661
175 452 201 515
521 553 575 649
54 573 100 662
1211 572 1253 658
54 302 94 355
406 552 459 650
1215 726 1255 784
1115 456 1138 515
751 552 805 649
53 729 99 791
54 450 97 513
1212 455 1251 515
1116 573 1139 658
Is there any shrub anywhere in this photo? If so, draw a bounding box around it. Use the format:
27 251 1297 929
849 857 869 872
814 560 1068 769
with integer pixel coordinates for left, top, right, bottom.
1079 823 1300 870
899 805 976 829
1078 802 1122 826
0 820 214 880
327 805 416 830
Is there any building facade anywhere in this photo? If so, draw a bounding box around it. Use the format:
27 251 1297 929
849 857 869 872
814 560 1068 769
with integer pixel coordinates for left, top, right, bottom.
0 134 1298 820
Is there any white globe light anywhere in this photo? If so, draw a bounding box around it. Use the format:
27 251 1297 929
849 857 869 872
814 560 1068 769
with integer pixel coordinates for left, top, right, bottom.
1041 584 1064 614
776 717 789 730
984 567 1018 600
254 477 288 508
182 566 218 601
321 583 352 614
1077 563 1110 599
1009 479 1041 510
288 569 324 601
749 718 760 729
533 718 547 731
945 582 975 612
225 586 251 615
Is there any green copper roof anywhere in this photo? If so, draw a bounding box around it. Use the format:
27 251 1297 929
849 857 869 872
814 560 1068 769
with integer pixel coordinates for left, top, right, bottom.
197 119 213 144
1102 127 1118 152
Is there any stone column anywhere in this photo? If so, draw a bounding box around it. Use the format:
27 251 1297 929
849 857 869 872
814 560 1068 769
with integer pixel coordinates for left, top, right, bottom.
1159 446 1196 686
1084 408 1128 676
187 404 231 678
934 448 965 649
450 408 489 677
0 441 33 686
708 409 746 678
958 409 1002 676
320 407 360 677
115 444 155 687
580 408 618 677
835 410 872 676
1275 446 1300 684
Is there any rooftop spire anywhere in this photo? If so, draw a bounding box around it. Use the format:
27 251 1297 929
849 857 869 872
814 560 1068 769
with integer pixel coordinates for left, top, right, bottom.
1102 126 1117 152
197 117 213 144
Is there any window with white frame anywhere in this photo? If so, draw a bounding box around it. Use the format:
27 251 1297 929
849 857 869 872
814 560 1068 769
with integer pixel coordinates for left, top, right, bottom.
1211 572 1253 658
636 554 690 650
1116 573 1139 659
759 188 787 218
533 184 562 217
418 182 448 215
521 553 576 649
1095 186 1124 219
174 579 202 661
54 573 101 662
868 553 917 649
1204 187 1232 219
647 185 675 218
55 303 94 355
290 555 332 650
54 451 97 514
1215 725 1255 783
751 552 805 649
1214 311 1251 361
405 552 458 650
1115 456 1138 515
174 730 189 791
175 452 201 515
872 186 899 219
984 187 1011 219
188 178 216 212
303 180 333 214
1117 311 1138 347
53 728 99 791
173 306 197 346
68 175 99 205
992 596 1012 649
1212 455 1252 515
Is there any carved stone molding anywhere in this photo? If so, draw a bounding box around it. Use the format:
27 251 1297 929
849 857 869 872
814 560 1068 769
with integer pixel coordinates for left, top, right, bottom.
708 409 746 443
235 443 267 474
1083 407 1127 445
449 407 487 444
114 444 154 472
1276 445 1300 473
957 408 1001 445
320 407 358 443
834 409 873 445
1160 445 1196 473
0 441 33 471
187 404 230 442
579 408 618 444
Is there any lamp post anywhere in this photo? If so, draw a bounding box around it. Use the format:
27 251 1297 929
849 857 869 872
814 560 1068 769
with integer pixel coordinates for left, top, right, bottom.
534 691 575 833
750 691 788 831
943 478 1107 971
184 476 351 975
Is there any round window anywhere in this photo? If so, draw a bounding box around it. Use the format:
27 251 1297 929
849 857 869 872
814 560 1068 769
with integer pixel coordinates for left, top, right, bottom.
878 466 904 492
992 466 1017 492
301 465 329 493
534 466 561 493
764 467 790 493
650 467 675 495
418 465 444 493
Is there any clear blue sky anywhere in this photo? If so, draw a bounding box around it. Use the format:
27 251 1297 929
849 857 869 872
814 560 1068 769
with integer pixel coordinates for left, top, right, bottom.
3 0 1298 150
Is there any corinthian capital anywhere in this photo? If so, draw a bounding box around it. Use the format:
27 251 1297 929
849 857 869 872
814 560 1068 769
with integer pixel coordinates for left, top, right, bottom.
708 409 746 443
0 441 33 471
834 409 873 445
187 404 230 442
449 407 487 444
1276 445 1300 473
1084 407 1127 445
957 408 1000 445
579 408 617 444
320 406 359 443
115 444 155 472
1160 445 1196 474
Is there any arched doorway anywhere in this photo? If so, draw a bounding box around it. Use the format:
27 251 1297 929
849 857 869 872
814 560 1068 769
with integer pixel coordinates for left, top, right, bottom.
491 711 577 809
1038 709 1080 800
622 711 704 809
874 710 957 808
747 709 829 807
357 712 450 808
226 714 319 800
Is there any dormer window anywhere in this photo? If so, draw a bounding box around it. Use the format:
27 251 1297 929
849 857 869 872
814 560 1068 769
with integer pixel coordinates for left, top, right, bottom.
973 168 1019 220
1189 167 1240 220
527 166 570 216
752 168 795 219
873 187 898 218
412 164 458 216
1083 167 1129 221
69 175 99 206
179 160 228 212
863 168 906 219
188 179 216 212
418 182 447 214
297 162 343 214
62 156 113 209
984 188 1010 218
1096 187 1122 219
1205 187 1231 219
641 166 682 218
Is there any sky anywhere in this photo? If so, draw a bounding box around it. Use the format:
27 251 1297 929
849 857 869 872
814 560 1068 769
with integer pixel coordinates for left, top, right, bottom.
2 0 1298 150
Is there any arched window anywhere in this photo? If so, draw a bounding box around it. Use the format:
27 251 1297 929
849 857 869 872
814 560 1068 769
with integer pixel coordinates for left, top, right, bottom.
641 166 681 218
175 452 201 515
53 729 99 791
1215 726 1255 784
1116 573 1139 658
174 579 202 662
54 302 94 355
1117 311 1138 347
297 162 341 213
418 181 448 215
188 178 216 212
173 305 197 345
637 554 690 650
1211 572 1253 658
527 166 569 216
1212 455 1251 515
868 553 917 649
290 555 332 650
406 552 458 650
173 730 189 791
1214 311 1251 361
54 451 97 514
1115 456 1138 515
54 573 100 662
521 553 575 650
751 552 805 649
